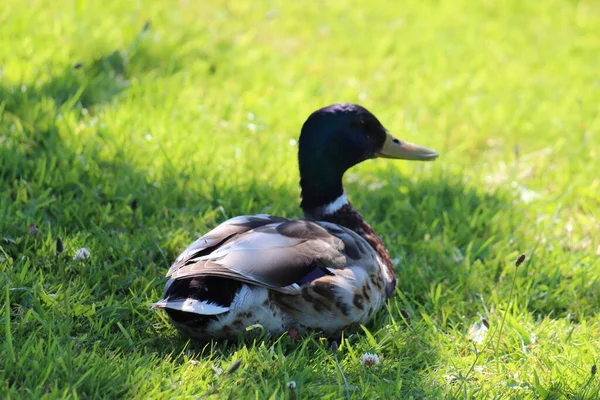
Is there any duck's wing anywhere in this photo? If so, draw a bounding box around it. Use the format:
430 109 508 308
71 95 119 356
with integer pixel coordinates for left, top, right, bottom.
166 215 377 293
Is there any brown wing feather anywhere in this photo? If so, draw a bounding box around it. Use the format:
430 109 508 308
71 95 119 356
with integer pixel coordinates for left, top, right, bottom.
166 215 377 292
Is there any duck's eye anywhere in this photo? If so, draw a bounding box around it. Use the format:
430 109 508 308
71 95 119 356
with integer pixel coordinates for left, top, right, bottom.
392 138 400 144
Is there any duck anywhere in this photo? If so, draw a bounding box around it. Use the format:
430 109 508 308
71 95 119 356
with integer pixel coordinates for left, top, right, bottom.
152 103 438 341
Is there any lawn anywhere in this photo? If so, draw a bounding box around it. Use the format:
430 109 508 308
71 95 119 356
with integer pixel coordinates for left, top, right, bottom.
1 0 599 398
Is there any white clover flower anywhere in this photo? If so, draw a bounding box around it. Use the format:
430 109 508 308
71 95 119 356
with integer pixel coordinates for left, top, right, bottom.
73 247 91 261
360 352 380 366
286 380 297 390
467 319 489 346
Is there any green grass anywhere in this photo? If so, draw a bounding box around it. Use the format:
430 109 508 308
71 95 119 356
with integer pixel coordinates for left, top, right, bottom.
1 0 599 398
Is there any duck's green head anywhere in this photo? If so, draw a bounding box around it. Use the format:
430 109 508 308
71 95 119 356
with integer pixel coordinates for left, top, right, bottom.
299 103 438 213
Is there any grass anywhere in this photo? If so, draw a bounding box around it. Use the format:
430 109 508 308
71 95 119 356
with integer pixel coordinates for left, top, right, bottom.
1 0 599 398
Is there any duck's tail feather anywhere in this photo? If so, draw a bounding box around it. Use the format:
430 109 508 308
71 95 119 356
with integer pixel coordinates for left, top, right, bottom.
151 298 229 315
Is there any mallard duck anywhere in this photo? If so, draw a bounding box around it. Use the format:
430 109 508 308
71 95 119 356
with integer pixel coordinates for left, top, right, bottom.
153 103 438 340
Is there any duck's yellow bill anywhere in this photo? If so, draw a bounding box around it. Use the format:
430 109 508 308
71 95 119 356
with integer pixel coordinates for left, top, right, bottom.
375 132 438 161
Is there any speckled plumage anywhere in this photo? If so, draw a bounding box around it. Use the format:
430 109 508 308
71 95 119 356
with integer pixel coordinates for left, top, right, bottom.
153 103 438 341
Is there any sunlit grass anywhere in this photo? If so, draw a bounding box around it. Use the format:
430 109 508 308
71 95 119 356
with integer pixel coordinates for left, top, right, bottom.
1 0 599 398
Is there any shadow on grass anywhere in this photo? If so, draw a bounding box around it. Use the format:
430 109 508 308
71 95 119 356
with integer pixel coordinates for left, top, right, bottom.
0 22 189 116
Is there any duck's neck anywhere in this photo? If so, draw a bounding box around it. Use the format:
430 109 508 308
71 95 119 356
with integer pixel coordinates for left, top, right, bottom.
303 195 396 297
299 166 345 212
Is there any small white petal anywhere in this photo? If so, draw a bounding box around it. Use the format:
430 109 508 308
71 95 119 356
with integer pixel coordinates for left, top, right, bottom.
360 352 380 366
73 248 91 261
467 320 489 345
286 380 296 389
